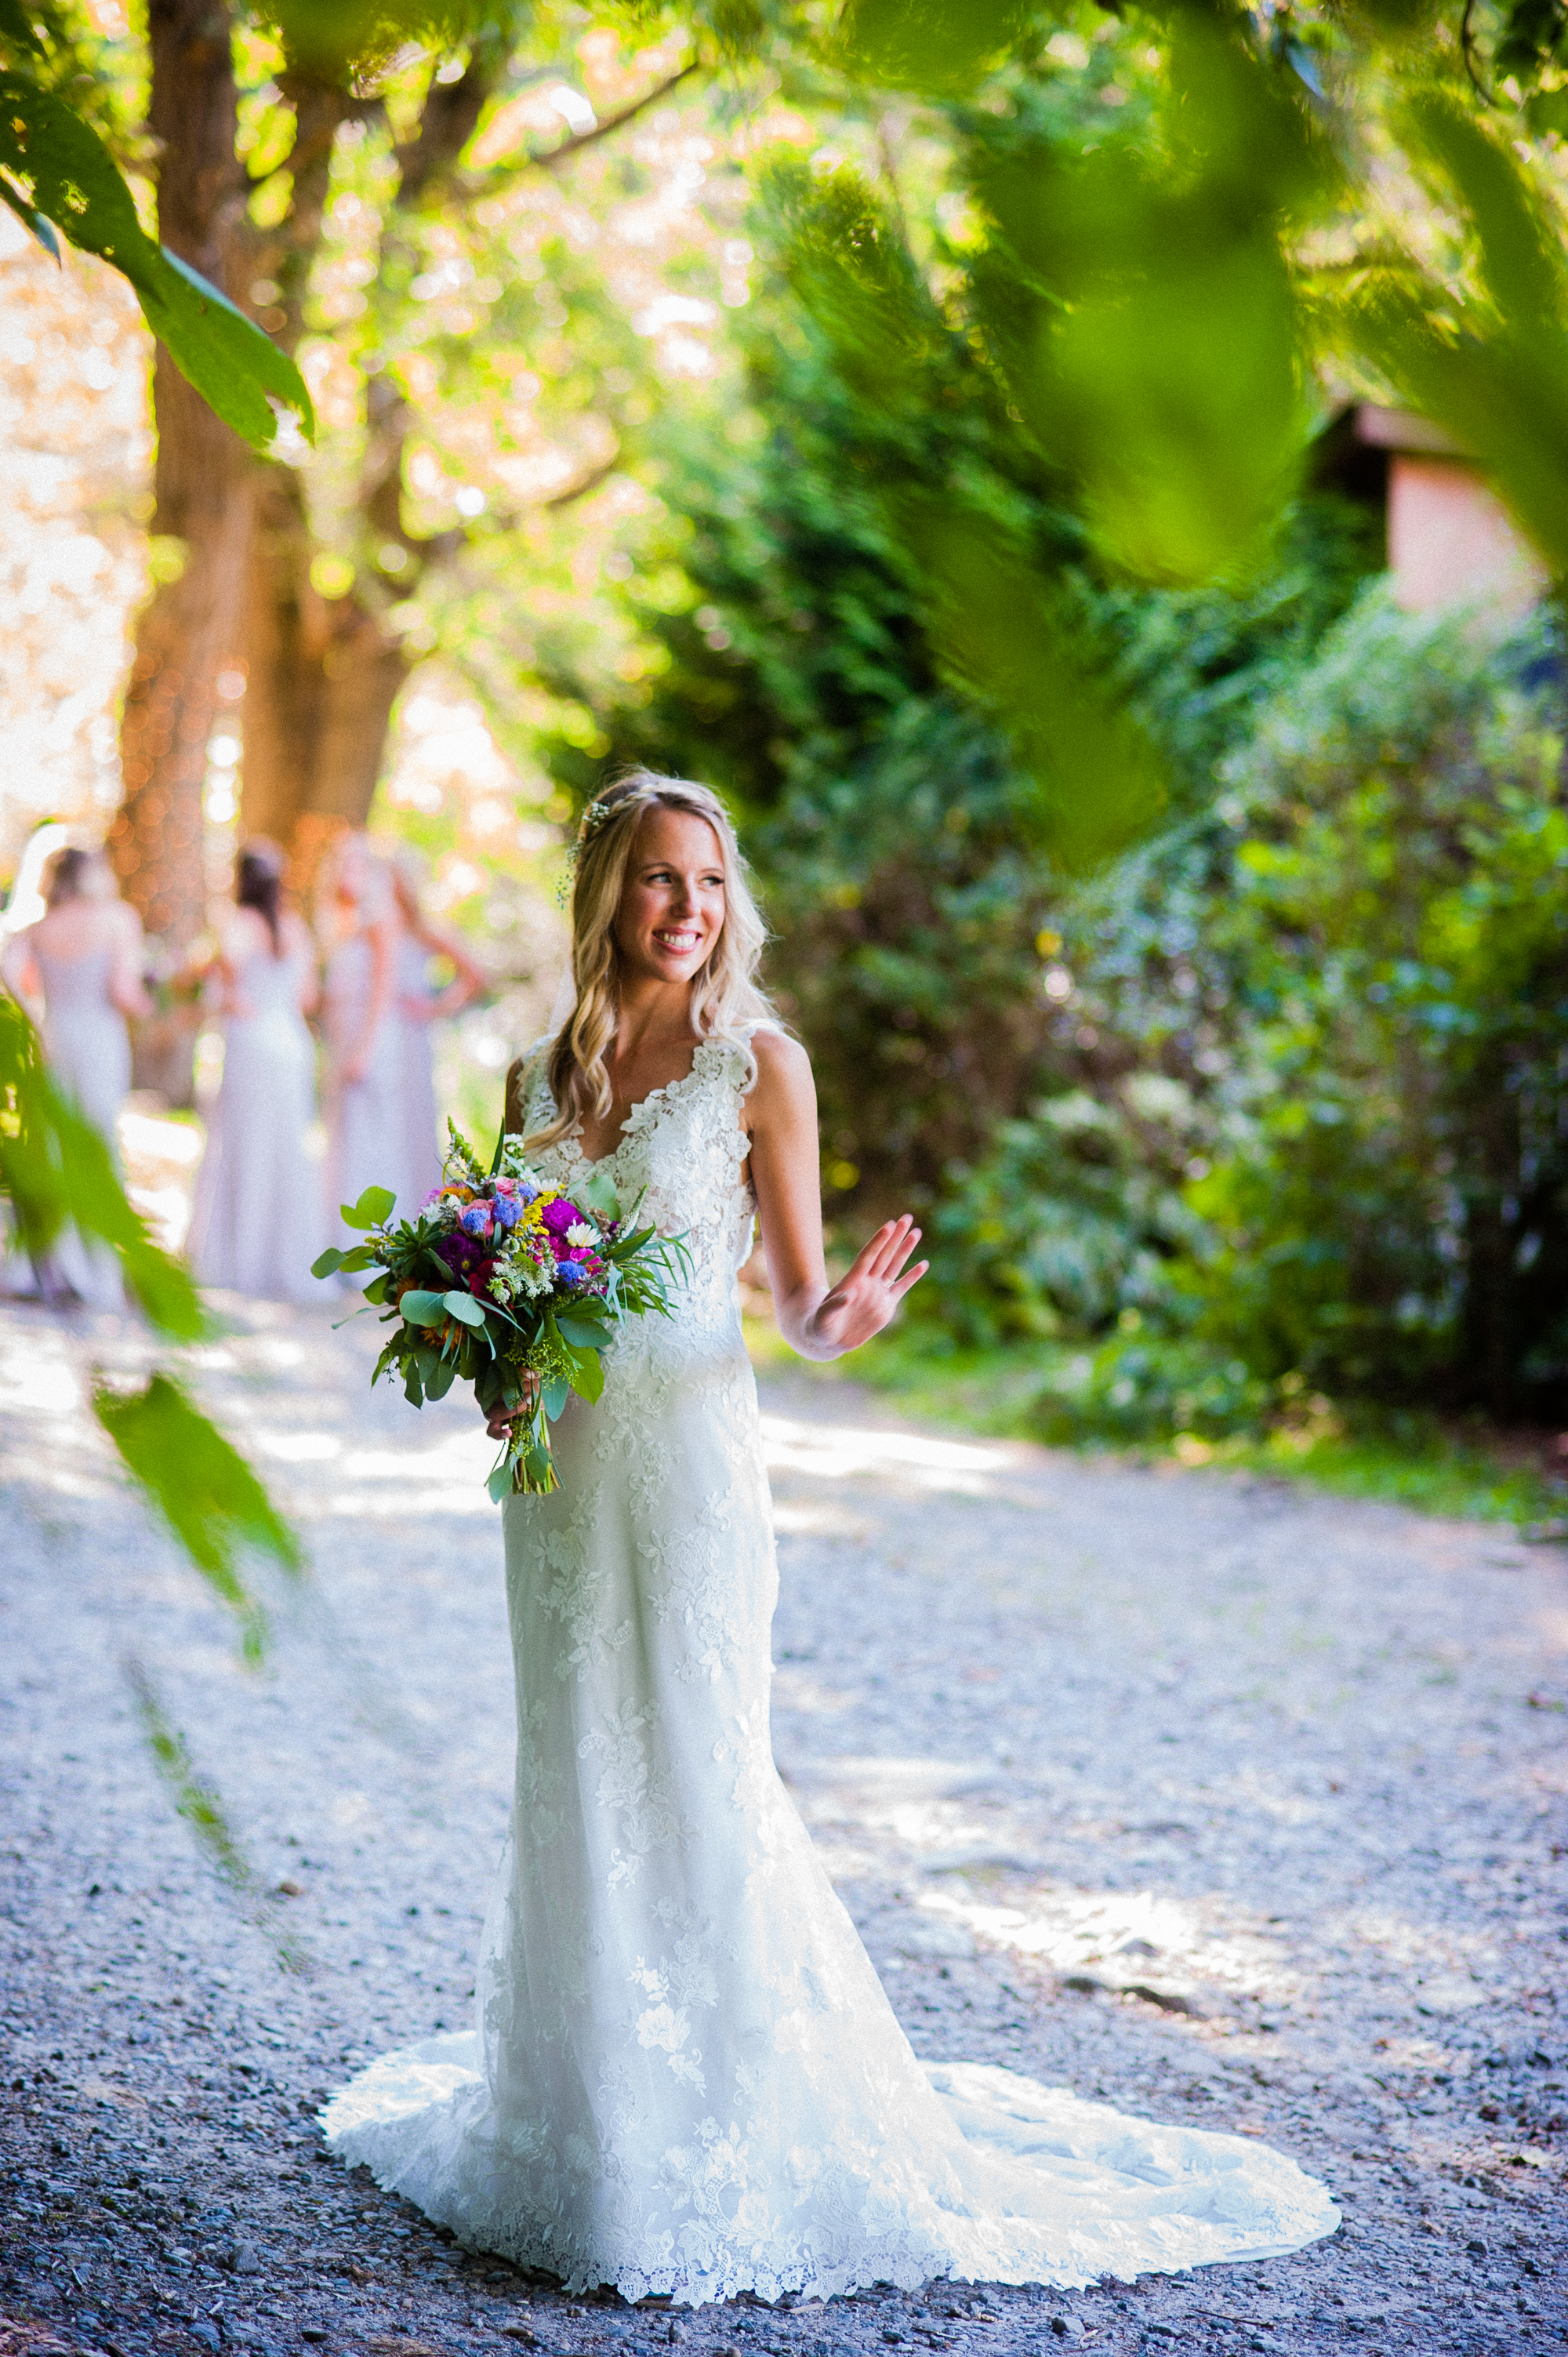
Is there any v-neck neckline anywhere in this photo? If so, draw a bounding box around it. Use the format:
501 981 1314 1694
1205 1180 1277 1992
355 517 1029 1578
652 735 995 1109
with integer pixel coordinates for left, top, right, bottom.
561 1045 713 1171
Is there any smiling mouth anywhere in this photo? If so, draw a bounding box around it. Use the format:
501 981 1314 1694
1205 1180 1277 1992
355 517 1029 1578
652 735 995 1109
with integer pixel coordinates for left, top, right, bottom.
653 929 703 953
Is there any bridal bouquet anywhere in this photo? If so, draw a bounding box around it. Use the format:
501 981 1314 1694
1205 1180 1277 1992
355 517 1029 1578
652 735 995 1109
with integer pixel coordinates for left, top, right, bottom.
313 1125 689 1500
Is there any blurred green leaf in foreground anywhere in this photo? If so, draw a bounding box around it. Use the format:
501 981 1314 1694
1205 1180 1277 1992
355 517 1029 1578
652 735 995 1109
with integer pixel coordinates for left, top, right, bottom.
0 993 203 1340
96 1375 303 1662
2 996 300 1650
0 1 313 454
1345 89 1568 581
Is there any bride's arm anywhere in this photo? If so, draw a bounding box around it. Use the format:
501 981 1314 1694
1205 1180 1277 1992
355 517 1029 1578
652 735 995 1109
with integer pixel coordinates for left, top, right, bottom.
747 1030 927 1362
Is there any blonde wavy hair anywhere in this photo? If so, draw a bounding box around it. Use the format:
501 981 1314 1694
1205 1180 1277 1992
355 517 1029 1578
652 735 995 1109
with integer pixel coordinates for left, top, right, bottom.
514 768 774 1151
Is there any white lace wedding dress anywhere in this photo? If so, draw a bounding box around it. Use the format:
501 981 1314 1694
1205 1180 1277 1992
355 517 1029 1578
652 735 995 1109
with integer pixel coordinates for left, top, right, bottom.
323 1028 1338 2304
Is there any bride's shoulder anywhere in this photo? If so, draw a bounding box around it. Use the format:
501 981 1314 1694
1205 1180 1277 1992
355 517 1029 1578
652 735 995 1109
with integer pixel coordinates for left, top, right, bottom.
739 1022 812 1118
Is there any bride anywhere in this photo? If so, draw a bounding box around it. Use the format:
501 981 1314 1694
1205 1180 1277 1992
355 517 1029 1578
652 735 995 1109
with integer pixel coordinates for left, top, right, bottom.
323 770 1337 2304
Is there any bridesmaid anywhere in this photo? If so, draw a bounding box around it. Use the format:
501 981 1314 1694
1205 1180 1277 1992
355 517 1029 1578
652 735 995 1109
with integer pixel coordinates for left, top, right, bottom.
185 841 325 1303
390 848 485 1209
320 833 402 1237
0 844 149 1309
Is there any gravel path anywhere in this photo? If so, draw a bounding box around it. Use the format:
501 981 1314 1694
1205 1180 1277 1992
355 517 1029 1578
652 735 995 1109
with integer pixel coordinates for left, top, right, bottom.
2 1291 1566 2357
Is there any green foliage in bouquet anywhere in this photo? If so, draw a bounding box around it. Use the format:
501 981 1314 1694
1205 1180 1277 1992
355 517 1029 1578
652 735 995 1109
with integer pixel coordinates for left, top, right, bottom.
314 1124 690 1500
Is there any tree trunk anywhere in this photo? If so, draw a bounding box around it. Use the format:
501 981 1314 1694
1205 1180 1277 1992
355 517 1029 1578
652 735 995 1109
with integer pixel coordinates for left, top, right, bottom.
240 467 411 892
110 0 252 1102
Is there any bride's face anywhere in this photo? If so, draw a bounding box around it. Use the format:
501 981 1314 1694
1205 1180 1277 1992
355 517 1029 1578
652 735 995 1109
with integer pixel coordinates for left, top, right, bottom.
614 806 726 989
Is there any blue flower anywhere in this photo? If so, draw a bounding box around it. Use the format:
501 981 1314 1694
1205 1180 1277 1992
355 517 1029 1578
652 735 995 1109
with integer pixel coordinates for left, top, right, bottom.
492 1195 522 1230
557 1261 586 1286
459 1204 493 1238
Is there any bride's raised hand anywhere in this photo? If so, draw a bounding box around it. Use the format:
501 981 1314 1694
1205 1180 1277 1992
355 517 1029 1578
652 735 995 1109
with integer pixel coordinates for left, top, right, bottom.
807 1215 928 1356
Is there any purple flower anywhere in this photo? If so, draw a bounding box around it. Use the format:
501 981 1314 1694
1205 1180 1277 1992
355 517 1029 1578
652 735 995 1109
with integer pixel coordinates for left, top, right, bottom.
436 1232 486 1277
540 1197 582 1237
492 1194 522 1230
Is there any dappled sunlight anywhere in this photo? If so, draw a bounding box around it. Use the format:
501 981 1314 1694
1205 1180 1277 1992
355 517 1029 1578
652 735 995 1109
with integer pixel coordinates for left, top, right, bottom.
914 1878 1294 2008
0 1327 82 1418
761 1411 1013 1494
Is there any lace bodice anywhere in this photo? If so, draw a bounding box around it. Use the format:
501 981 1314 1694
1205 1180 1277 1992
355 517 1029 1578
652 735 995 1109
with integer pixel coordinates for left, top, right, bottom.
510 1032 760 1343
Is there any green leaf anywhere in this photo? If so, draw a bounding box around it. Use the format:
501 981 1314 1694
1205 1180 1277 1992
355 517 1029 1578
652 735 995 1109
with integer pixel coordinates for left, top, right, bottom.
426 1358 456 1400
341 1183 395 1229
362 1271 389 1304
442 1288 487 1326
568 1347 605 1405
0 75 314 456
311 1246 346 1277
141 247 315 455
555 1312 612 1347
93 1376 302 1655
969 18 1327 587
0 0 46 55
404 1364 426 1405
399 1288 448 1326
900 496 1167 869
265 0 482 84
0 172 60 256
578 1169 623 1222
541 1375 570 1419
487 1459 514 1504
834 0 1035 96
0 997 205 1341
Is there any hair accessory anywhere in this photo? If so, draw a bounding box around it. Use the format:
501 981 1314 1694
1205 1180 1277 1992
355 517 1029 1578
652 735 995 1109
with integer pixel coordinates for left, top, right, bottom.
556 794 619 906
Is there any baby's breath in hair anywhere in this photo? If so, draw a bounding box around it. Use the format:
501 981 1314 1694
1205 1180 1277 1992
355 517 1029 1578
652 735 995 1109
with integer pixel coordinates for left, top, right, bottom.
555 796 617 908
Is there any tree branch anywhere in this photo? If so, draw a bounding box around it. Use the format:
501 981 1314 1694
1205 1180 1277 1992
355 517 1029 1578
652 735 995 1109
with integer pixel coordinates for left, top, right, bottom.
542 455 620 509
394 53 501 206
469 60 699 194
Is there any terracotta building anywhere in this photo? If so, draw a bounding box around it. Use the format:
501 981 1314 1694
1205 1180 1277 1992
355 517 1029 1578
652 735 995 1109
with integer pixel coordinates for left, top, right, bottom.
1324 405 1546 618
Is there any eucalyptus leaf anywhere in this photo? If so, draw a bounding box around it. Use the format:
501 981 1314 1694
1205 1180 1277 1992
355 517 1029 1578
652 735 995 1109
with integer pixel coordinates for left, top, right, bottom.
400 1288 448 1326
442 1288 488 1326
556 1313 612 1347
343 1183 395 1229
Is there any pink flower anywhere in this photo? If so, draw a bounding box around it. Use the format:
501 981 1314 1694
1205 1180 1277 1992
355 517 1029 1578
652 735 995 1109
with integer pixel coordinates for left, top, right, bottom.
539 1197 583 1237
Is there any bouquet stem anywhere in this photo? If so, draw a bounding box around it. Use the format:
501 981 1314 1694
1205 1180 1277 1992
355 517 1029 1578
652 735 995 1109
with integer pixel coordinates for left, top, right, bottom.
488 1402 561 1502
